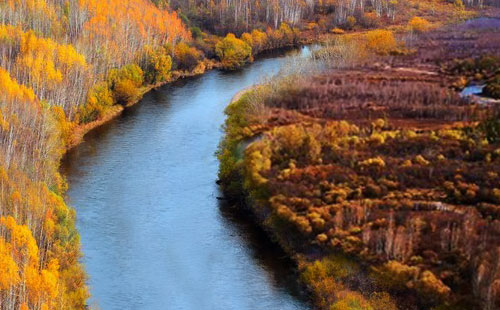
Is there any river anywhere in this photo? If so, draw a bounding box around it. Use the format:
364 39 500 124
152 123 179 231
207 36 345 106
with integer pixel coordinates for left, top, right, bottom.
61 46 314 310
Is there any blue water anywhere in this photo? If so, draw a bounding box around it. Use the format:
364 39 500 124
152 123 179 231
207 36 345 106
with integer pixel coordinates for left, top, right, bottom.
62 47 314 310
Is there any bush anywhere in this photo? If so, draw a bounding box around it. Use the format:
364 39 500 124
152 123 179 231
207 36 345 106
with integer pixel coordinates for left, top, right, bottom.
409 17 432 33
480 111 500 143
174 42 202 71
241 32 253 47
279 22 295 44
107 64 143 105
345 16 357 30
142 46 172 84
190 26 203 39
330 28 346 34
216 33 253 70
484 74 500 99
330 291 373 310
361 12 379 28
373 261 419 290
78 82 114 123
251 29 268 53
113 79 139 104
108 64 144 88
193 35 219 59
365 30 397 55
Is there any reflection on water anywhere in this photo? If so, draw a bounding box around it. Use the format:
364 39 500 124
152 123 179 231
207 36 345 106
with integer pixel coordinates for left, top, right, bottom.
62 47 314 310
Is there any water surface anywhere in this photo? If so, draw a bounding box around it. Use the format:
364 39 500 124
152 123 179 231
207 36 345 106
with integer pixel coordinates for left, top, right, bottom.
62 47 314 310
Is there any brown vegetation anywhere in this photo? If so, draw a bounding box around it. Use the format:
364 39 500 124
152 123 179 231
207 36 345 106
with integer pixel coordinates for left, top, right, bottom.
219 10 500 310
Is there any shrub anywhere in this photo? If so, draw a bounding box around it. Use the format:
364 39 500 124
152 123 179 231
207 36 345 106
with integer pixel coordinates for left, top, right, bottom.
279 22 295 44
331 291 373 310
360 157 386 168
368 292 398 310
241 32 253 47
480 110 500 143
368 133 385 145
113 79 139 104
301 255 357 285
174 42 202 71
216 33 253 70
330 28 345 34
361 12 379 28
306 22 319 31
373 261 419 290
78 82 113 123
190 26 203 39
108 64 144 88
52 106 75 145
107 64 143 105
484 74 500 99
415 270 451 302
415 155 430 165
251 29 268 53
454 0 465 9
142 46 172 84
365 30 397 55
409 17 432 33
345 16 357 30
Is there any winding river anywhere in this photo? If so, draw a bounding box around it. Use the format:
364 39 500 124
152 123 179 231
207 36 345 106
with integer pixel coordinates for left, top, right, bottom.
61 47 313 310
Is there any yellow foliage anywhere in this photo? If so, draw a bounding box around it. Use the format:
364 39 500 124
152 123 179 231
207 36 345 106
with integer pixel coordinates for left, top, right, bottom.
416 270 450 300
251 29 268 53
330 28 346 34
368 133 385 145
216 33 253 70
360 157 386 168
0 238 20 289
365 30 397 55
0 67 36 103
174 42 202 71
414 155 430 166
409 17 432 33
331 291 373 310
113 79 140 105
52 106 75 146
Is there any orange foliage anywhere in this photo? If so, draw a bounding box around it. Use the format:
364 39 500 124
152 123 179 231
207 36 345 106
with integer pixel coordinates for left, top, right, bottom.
79 0 190 69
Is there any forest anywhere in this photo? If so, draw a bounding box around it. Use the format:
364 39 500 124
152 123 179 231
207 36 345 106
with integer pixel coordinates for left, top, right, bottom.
0 0 499 309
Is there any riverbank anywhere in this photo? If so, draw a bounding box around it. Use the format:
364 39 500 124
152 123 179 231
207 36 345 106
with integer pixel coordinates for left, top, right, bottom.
64 43 313 151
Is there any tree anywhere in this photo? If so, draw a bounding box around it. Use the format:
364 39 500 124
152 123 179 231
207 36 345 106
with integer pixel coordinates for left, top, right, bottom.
216 33 252 70
143 46 173 84
174 42 202 71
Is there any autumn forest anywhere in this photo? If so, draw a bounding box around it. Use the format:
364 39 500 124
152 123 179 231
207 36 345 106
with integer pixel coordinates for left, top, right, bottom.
1 0 500 309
